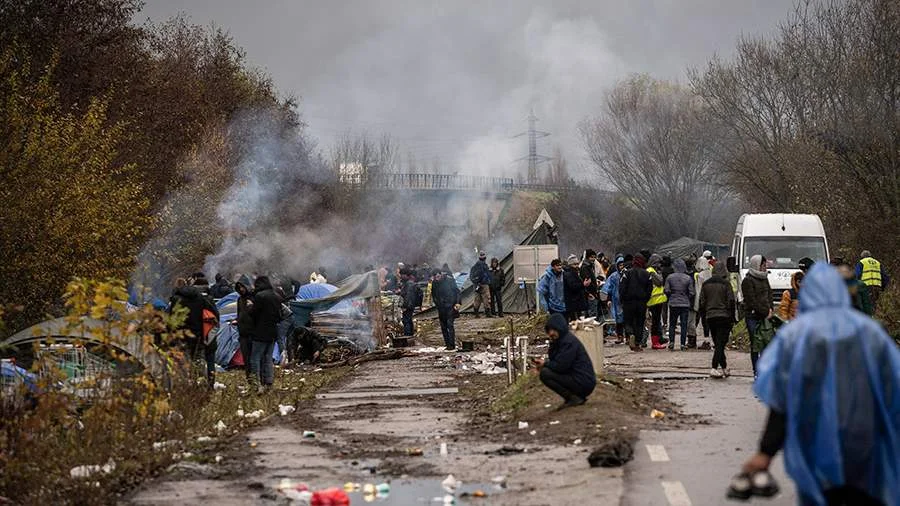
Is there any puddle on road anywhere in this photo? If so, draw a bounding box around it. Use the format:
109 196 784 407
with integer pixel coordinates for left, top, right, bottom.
346 478 502 504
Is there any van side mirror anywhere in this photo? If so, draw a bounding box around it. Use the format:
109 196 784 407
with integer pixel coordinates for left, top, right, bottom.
726 257 739 273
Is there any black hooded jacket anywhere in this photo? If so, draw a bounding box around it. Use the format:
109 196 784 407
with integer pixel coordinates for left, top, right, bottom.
169 285 219 341
432 274 461 309
250 276 283 343
563 266 588 313
234 281 255 338
544 314 597 397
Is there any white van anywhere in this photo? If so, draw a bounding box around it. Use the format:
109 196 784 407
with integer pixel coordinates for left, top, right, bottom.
731 214 830 298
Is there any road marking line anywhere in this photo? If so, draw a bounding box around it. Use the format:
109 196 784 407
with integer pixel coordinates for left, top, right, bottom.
661 481 692 506
646 444 670 462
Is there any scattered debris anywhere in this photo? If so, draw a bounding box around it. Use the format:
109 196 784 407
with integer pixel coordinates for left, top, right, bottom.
407 447 424 456
529 430 537 436
244 410 264 419
70 459 115 479
650 409 666 419
573 439 583 445
492 475 507 488
588 440 635 468
441 474 462 494
486 445 526 456
196 436 213 443
236 409 245 417
624 378 634 383
213 382 227 390
278 404 296 416
152 440 180 451
215 454 223 463
214 420 227 431
549 420 561 425
440 442 448 456
544 404 552 408
517 421 529 430
643 379 655 383
302 430 316 439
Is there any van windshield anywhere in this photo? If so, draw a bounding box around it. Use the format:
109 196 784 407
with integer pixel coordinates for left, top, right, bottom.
743 237 827 270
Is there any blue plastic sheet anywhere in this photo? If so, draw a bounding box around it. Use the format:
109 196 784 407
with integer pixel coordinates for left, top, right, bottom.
754 264 900 505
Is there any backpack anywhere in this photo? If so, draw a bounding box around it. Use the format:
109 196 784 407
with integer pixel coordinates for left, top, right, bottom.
201 308 219 346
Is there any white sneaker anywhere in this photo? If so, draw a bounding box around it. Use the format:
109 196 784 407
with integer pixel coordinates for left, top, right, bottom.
710 368 724 378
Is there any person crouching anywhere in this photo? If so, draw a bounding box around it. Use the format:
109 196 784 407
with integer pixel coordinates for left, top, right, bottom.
535 313 597 409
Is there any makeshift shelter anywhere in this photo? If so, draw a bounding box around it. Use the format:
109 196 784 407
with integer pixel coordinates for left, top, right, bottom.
655 236 730 260
422 214 559 316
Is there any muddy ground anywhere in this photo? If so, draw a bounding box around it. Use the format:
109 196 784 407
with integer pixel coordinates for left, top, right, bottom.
128 315 698 505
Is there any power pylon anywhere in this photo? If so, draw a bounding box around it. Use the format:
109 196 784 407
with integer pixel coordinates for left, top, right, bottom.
513 110 551 184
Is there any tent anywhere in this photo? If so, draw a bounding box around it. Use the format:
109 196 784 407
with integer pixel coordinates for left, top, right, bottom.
655 236 730 260
421 215 558 316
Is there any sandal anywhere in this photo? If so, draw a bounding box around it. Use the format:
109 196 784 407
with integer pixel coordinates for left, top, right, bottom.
726 473 752 501
751 471 779 497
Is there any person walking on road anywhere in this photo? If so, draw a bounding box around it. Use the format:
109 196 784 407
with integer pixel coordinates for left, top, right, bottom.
647 254 668 349
535 313 597 409
602 257 626 342
664 259 695 351
694 256 713 347
469 252 493 317
856 250 889 312
619 254 652 351
431 268 461 350
741 255 772 377
488 257 505 317
249 275 282 392
738 264 900 506
538 259 566 316
564 254 588 322
700 262 736 378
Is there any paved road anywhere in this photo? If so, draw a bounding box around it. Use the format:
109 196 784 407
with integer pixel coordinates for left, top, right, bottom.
621 377 796 506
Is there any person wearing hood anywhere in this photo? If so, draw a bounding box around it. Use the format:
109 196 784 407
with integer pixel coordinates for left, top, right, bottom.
619 254 652 351
535 313 597 408
700 262 736 378
400 269 419 336
249 275 283 391
738 264 900 506
210 273 234 299
741 255 772 376
778 271 804 321
602 257 626 342
693 256 713 347
564 254 588 321
646 254 668 349
538 259 566 316
488 257 505 318
168 276 219 388
234 279 255 380
432 268 461 350
580 249 600 318
664 259 695 350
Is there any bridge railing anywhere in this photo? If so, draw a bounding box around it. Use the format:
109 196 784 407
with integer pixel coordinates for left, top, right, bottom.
343 173 516 192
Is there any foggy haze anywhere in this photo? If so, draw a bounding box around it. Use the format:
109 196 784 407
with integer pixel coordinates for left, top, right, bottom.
136 0 791 179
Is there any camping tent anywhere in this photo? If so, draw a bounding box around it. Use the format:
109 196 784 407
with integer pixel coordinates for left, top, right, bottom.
421 216 559 316
655 236 730 260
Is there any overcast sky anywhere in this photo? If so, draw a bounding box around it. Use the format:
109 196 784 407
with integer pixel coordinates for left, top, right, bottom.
137 1 793 179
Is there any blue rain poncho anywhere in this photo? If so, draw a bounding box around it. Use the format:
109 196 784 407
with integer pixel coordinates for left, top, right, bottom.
754 264 900 506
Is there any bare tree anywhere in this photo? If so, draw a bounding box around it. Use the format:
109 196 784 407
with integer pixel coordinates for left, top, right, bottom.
580 75 737 243
330 130 401 183
547 146 570 185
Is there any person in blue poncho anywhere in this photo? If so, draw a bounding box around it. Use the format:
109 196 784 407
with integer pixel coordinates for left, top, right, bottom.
739 263 900 506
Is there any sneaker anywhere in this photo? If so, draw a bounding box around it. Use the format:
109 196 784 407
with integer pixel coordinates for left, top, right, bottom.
558 396 586 410
727 473 753 500
722 368 731 378
710 368 724 378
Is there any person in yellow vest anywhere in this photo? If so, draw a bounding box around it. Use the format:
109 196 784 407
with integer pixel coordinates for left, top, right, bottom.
647 254 669 349
856 250 890 312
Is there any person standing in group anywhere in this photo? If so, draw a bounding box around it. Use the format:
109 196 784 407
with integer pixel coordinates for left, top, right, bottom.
778 271 804 321
248 276 282 393
837 262 874 315
234 278 255 381
856 250 889 312
538 259 566 316
168 275 220 388
488 257 505 318
580 250 600 318
693 256 713 347
619 254 652 351
664 259 695 351
741 255 772 377
400 269 419 336
469 252 493 317
700 262 736 378
564 254 589 322
431 268 461 350
646 254 668 349
210 273 234 299
738 264 900 506
602 257 626 343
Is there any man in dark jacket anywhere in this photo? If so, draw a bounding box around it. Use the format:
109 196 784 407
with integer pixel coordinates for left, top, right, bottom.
700 262 736 378
169 278 220 387
249 276 282 390
432 268 461 349
537 313 597 408
488 258 505 317
400 269 419 336
580 250 599 318
741 255 772 376
564 254 588 321
209 273 234 299
619 254 652 351
234 279 255 379
469 252 493 317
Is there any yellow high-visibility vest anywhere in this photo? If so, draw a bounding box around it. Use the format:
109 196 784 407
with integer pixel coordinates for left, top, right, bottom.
860 257 882 287
647 267 667 306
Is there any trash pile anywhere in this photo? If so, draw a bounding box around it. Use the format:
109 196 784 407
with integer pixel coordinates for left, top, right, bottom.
276 479 389 504
464 352 507 375
569 316 601 331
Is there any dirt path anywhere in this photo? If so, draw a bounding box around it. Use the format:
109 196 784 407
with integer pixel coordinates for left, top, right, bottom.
129 317 632 505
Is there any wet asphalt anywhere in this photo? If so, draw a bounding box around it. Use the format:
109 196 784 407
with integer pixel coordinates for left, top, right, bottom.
621 377 796 506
